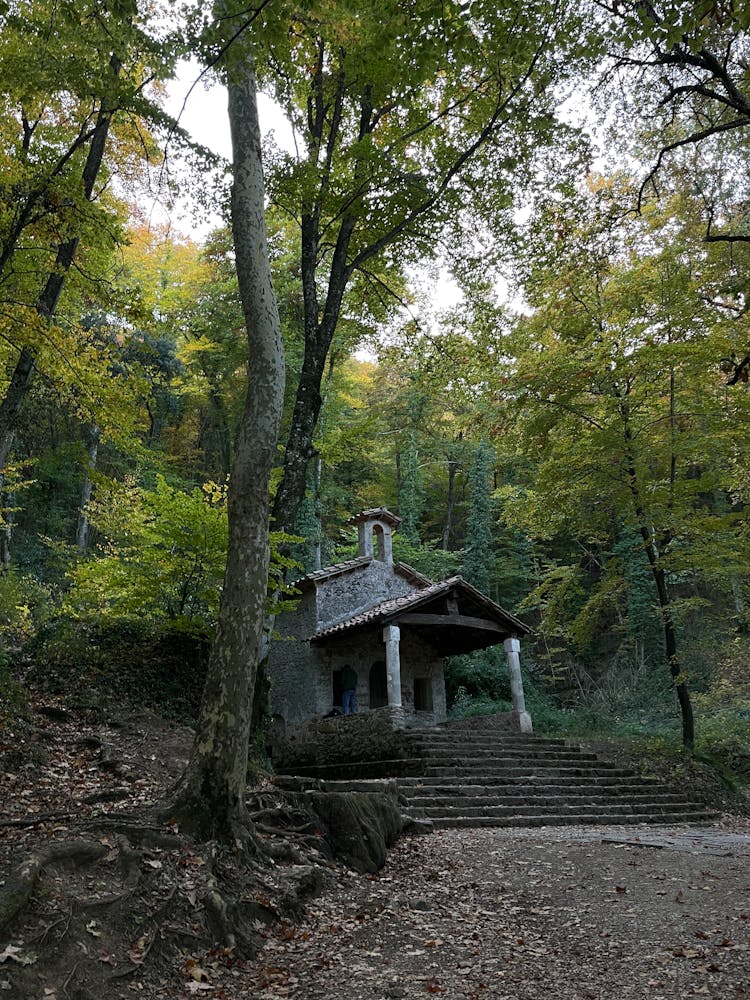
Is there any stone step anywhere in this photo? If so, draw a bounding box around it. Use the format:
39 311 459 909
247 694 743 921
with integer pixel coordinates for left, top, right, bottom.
399 791 696 809
416 811 715 829
274 727 715 831
422 764 636 779
397 774 661 790
414 736 567 749
414 749 602 764
407 800 711 819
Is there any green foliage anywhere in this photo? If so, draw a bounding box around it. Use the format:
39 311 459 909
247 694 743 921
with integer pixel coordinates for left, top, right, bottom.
445 648 512 708
65 476 228 628
391 536 462 582
0 570 54 656
448 688 512 721
398 431 424 545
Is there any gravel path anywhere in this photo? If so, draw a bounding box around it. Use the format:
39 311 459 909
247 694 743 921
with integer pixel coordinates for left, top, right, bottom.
244 820 750 999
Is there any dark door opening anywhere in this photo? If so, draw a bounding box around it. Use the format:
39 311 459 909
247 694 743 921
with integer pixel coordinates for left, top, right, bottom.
414 677 433 712
369 660 388 708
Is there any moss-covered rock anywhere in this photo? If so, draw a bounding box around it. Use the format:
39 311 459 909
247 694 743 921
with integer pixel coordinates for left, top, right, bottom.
304 790 403 873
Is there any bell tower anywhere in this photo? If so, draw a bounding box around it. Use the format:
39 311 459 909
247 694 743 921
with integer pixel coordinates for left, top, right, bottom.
347 507 401 566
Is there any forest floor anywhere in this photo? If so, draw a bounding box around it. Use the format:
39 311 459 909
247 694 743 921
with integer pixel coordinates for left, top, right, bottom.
238 819 750 999
1 693 749 998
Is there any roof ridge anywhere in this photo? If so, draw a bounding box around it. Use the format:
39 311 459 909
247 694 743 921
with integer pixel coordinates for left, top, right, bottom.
290 554 372 587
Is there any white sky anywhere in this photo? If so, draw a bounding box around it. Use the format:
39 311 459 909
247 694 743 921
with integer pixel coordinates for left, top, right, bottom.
165 60 298 163
161 60 464 322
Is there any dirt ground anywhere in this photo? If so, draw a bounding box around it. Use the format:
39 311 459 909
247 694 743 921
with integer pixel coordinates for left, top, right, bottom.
2 698 750 998
237 821 750 1000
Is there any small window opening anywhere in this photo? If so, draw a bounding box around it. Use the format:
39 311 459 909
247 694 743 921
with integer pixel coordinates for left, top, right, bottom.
373 524 385 561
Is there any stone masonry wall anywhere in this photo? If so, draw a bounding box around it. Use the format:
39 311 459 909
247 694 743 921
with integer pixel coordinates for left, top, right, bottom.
315 561 416 628
267 588 318 726
271 706 419 772
267 562 448 729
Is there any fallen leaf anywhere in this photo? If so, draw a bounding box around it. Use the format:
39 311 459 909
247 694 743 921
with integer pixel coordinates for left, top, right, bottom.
0 945 37 966
672 946 702 959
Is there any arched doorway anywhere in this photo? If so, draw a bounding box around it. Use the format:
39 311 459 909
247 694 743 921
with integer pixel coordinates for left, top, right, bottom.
369 660 388 708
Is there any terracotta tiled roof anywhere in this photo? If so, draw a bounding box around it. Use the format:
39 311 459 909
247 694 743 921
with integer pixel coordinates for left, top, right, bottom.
394 561 432 588
291 556 433 591
311 575 529 641
290 555 372 588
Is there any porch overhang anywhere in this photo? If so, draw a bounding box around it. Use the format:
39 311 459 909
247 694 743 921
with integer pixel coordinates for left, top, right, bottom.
310 576 530 657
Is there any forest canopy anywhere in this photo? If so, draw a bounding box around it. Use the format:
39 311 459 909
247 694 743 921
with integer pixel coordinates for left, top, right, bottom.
1 0 749 782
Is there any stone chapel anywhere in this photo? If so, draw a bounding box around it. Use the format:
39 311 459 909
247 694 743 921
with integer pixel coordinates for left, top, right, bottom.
267 507 532 731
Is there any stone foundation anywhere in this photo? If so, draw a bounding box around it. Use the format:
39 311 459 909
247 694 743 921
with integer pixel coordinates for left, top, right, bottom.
446 710 530 732
271 706 422 774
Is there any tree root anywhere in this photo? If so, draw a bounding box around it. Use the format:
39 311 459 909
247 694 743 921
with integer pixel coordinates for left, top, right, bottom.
115 833 142 886
0 810 78 828
85 817 183 851
0 840 107 934
203 888 237 951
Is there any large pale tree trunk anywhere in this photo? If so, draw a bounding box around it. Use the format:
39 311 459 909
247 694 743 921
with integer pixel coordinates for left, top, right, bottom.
170 55 285 840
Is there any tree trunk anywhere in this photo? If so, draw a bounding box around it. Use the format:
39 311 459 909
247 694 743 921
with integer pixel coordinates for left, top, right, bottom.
644 550 694 748
0 71 117 472
442 460 458 551
75 424 100 554
621 403 695 748
169 54 285 840
0 489 14 570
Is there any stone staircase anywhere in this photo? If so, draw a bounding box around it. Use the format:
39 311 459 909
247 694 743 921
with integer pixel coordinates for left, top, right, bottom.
397 728 716 829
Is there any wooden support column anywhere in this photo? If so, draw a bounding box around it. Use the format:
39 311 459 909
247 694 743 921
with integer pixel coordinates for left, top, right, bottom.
383 624 402 708
503 636 533 734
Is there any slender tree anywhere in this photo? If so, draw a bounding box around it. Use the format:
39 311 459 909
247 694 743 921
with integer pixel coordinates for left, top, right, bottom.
464 440 495 596
170 28 285 837
259 0 589 534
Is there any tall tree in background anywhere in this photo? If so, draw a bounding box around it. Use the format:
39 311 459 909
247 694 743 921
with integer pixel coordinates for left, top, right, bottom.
570 3 750 390
0 0 182 475
259 0 590 535
464 440 495 595
495 177 750 746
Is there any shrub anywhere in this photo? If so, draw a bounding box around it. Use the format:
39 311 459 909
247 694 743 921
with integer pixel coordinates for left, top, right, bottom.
29 618 212 722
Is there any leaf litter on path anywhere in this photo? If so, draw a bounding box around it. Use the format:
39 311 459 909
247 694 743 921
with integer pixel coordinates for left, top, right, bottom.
237 821 750 1000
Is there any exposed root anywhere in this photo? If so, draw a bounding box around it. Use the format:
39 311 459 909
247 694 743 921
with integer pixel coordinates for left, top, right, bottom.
114 832 142 885
85 817 183 851
0 840 107 934
0 810 78 828
203 888 237 951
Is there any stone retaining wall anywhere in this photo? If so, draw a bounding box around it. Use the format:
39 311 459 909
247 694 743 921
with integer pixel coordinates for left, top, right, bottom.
272 707 418 772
